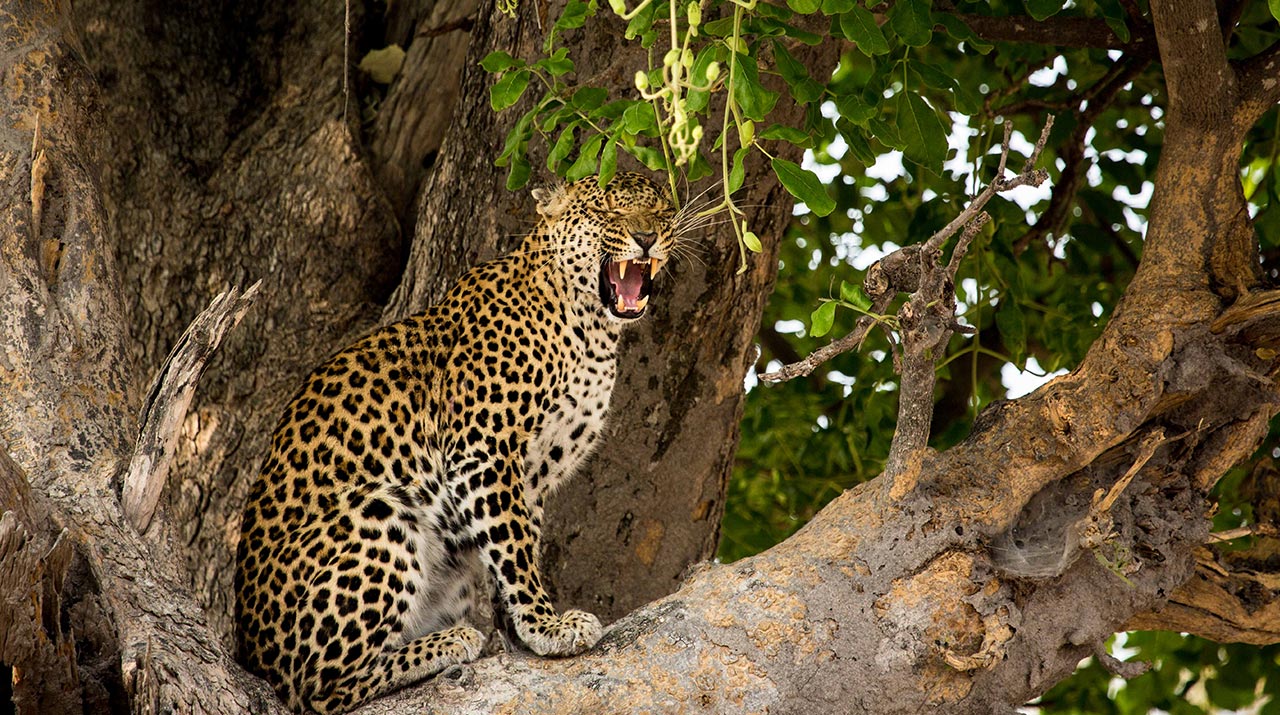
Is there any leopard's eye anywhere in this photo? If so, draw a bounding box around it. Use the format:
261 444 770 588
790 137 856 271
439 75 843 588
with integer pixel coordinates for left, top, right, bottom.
591 205 626 219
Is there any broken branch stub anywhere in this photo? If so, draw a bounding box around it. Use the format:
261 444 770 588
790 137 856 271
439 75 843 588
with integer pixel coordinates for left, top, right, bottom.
121 281 263 535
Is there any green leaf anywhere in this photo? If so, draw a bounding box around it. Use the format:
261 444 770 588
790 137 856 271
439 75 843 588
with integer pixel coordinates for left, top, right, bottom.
566 134 605 182
910 62 956 93
895 91 947 170
686 46 724 112
554 0 594 32
835 92 876 125
868 116 904 150
591 99 632 121
622 101 659 135
598 136 618 187
910 62 982 115
772 158 836 217
838 7 890 56
743 230 763 252
1025 0 1063 21
538 101 574 132
701 17 736 36
757 2 795 19
772 43 825 103
821 0 856 13
888 0 933 47
621 142 668 171
547 123 577 172
841 125 877 165
1271 0 1280 21
624 0 659 44
731 51 781 122
770 20 826 45
1095 0 1132 43
571 87 609 111
489 69 531 111
547 0 596 51
933 14 992 53
810 300 837 338
535 48 575 76
759 124 812 145
840 280 872 310
787 0 822 13
480 50 523 73
996 299 1027 364
686 151 714 182
496 106 538 167
506 151 532 189
729 146 751 194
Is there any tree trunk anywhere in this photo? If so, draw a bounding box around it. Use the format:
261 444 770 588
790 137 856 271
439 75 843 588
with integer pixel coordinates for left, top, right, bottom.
2 0 1278 713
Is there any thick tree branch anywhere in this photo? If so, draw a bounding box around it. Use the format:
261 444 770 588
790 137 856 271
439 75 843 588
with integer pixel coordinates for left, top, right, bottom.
934 6 1156 53
1150 0 1235 128
1236 41 1280 129
122 281 261 534
884 215 988 479
926 0 1157 51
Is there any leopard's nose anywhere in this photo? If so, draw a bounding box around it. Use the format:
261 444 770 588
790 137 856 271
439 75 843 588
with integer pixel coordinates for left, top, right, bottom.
633 231 656 250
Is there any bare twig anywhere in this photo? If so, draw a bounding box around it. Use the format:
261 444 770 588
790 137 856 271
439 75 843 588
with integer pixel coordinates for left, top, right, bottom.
121 281 263 535
1207 523 1279 543
757 296 895 383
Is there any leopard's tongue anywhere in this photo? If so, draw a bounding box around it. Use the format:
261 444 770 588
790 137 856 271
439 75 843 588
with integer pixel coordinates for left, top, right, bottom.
608 259 647 311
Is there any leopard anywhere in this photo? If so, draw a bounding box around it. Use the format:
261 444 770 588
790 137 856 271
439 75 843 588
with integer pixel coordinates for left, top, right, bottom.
233 172 684 714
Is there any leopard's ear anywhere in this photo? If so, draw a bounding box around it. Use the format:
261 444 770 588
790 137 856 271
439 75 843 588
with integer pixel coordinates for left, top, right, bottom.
532 182 570 219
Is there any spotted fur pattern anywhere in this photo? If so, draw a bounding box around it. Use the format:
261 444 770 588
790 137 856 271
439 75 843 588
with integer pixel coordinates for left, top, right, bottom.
234 173 680 713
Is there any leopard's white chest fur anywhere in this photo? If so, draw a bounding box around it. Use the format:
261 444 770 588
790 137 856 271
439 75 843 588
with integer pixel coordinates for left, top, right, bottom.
523 324 619 505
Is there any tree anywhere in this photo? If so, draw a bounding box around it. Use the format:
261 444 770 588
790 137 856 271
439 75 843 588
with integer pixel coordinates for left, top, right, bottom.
0 0 1276 714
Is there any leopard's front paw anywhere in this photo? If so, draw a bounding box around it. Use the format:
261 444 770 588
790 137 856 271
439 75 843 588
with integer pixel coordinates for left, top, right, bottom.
521 609 603 657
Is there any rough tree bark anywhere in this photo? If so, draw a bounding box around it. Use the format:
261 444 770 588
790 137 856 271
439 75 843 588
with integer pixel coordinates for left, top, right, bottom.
1 0 1278 714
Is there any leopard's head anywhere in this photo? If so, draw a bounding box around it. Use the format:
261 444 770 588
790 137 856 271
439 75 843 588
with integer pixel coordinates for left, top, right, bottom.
532 172 682 322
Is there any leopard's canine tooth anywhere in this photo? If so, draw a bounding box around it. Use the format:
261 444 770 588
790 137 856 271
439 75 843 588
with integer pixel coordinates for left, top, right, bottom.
618 259 628 280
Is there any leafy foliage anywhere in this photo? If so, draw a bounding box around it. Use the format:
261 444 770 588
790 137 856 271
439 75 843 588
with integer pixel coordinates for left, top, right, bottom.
487 0 1280 711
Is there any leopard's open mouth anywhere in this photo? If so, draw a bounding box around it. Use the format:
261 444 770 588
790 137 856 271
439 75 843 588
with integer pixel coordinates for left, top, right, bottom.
600 257 663 319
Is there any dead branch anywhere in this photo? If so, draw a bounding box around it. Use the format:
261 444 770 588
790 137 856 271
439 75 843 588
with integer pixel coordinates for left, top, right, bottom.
121 281 263 535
